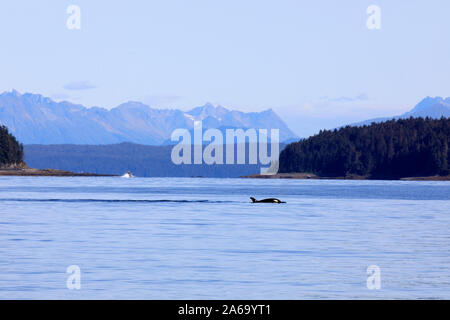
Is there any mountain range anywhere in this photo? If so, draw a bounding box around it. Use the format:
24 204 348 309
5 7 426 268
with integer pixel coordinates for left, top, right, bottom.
351 96 450 126
0 90 298 145
2 90 449 148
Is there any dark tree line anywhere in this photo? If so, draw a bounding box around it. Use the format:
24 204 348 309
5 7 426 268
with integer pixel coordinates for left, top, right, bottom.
0 125 24 167
279 118 450 178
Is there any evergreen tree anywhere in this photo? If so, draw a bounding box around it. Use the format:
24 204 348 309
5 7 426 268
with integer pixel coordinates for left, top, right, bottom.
0 125 24 167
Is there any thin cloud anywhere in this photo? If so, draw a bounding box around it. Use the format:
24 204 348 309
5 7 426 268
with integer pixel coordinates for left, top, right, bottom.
330 96 355 102
63 81 97 91
329 93 369 103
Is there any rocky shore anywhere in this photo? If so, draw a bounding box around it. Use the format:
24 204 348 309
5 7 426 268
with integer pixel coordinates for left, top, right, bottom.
0 168 115 177
242 172 450 181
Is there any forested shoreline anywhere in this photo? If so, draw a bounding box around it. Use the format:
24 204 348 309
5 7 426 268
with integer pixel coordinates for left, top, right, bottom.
0 125 24 167
3 118 450 179
279 118 450 179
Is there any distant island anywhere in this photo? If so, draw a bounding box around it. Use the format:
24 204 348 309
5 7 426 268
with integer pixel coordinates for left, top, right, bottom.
24 142 278 178
277 118 450 180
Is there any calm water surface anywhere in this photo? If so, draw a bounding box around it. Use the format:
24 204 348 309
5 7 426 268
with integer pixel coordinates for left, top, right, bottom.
0 177 449 299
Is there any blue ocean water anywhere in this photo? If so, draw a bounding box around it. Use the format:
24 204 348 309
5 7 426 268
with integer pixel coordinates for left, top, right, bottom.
0 177 449 299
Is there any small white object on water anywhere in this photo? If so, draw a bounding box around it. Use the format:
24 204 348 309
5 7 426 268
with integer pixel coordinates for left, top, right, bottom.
121 171 134 178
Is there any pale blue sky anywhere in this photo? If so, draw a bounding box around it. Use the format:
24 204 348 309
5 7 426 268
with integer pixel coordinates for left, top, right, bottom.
1 0 449 136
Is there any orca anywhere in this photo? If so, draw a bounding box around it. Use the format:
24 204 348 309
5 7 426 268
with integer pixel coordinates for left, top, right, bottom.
250 197 286 203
